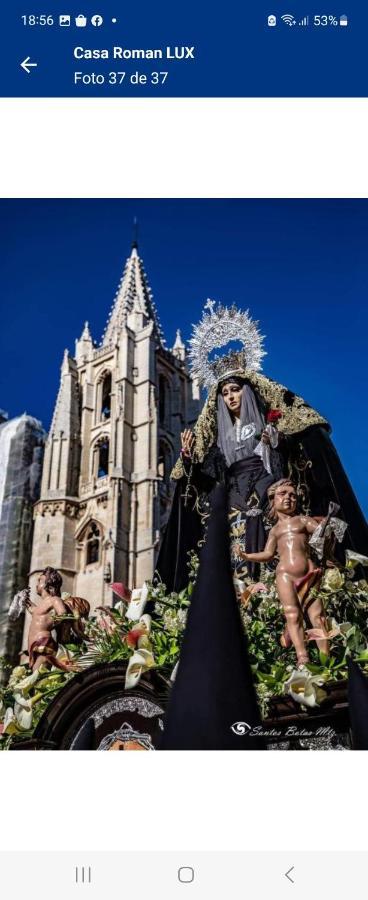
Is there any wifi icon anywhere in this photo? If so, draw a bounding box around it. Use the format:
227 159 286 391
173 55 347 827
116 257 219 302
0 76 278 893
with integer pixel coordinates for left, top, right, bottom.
281 13 296 25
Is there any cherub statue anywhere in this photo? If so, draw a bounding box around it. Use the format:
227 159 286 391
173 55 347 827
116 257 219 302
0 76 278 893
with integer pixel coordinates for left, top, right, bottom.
9 567 90 671
27 567 69 671
235 479 329 667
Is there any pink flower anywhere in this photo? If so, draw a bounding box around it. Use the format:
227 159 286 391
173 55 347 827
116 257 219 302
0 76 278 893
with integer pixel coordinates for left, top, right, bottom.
249 582 267 595
111 582 131 602
97 611 117 635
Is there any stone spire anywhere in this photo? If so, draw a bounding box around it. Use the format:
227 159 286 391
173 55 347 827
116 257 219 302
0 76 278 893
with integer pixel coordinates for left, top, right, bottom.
81 321 92 340
50 350 79 437
75 320 93 364
172 328 186 361
40 349 80 498
101 244 166 347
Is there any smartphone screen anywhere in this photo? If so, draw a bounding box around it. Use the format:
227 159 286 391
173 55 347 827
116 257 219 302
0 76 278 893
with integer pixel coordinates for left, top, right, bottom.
1 1 367 895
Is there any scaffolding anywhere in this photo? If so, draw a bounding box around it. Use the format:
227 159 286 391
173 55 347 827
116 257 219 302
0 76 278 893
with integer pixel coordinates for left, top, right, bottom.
0 414 45 669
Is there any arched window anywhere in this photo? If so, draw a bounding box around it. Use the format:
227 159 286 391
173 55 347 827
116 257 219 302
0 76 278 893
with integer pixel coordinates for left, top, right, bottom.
101 372 111 420
158 440 172 486
86 522 100 565
97 438 109 478
157 452 165 480
159 375 166 425
159 374 171 426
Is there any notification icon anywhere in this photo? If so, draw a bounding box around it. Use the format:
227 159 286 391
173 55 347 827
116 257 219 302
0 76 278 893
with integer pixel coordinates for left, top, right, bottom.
268 15 277 26
59 14 71 26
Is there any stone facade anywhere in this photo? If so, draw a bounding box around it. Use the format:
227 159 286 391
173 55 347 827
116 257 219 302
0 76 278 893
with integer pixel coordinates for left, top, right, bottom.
29 242 200 612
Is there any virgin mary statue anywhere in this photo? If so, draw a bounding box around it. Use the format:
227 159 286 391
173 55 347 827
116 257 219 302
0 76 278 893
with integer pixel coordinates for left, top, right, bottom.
157 301 368 592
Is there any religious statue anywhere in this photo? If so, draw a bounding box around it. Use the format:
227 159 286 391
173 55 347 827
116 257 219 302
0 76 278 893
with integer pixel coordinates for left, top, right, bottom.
157 301 368 592
235 478 329 667
9 566 90 671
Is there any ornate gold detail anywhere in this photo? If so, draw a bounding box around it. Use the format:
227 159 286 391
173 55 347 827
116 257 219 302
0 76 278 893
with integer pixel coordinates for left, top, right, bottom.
288 442 313 515
171 369 329 479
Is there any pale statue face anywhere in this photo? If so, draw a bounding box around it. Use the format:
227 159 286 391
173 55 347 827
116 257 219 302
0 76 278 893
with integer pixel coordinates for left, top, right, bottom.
221 382 242 416
36 574 46 596
274 483 297 515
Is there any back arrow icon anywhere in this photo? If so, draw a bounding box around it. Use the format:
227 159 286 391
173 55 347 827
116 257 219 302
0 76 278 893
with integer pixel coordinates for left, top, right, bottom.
21 57 38 74
285 867 295 884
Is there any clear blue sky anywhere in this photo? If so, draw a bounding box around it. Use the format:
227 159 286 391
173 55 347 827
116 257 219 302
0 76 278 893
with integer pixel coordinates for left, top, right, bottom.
1 199 367 514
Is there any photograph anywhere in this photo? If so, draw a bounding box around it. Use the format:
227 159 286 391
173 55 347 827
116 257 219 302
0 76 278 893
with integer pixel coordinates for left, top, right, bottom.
1 198 368 751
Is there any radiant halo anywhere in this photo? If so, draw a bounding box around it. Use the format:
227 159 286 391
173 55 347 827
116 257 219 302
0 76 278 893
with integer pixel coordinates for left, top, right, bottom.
188 300 266 390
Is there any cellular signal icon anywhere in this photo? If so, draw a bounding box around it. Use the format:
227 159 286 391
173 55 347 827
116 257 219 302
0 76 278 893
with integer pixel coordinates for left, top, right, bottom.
281 14 296 26
299 15 309 25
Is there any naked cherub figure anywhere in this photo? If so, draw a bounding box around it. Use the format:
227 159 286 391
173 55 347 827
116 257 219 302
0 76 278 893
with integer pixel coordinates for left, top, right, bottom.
235 479 329 667
9 567 90 671
27 567 71 671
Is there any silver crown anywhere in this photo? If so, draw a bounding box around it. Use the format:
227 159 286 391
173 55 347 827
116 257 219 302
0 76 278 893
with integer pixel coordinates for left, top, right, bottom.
188 300 266 390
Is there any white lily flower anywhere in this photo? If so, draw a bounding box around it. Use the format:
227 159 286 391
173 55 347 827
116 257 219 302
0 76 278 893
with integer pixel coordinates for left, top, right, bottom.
13 691 31 708
114 600 126 616
14 697 33 731
170 661 179 682
137 634 152 651
126 614 152 649
345 550 368 569
126 582 149 621
3 707 17 734
125 648 155 689
284 669 327 708
13 670 40 693
139 613 151 634
8 665 27 688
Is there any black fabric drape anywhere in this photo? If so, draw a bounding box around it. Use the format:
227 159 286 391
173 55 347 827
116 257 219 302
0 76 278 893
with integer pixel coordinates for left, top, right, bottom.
227 456 275 579
293 427 368 555
348 658 368 750
159 484 265 750
155 478 203 593
156 447 223 593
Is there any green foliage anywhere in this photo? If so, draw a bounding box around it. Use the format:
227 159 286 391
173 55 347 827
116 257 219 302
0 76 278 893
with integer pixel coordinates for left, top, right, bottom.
239 566 368 715
0 555 195 748
2 553 368 746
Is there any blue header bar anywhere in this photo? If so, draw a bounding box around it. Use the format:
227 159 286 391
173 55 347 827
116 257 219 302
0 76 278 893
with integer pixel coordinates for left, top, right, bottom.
1 2 366 97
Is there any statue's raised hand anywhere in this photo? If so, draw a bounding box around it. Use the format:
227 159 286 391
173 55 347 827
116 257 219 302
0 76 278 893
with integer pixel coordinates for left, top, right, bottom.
181 429 195 458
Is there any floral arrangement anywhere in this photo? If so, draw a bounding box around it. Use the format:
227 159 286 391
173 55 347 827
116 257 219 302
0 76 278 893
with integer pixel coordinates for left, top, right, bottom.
238 554 368 716
1 547 367 747
0 552 199 749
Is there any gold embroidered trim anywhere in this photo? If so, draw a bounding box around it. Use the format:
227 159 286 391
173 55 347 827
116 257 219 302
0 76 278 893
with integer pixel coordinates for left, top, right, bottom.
171 370 329 480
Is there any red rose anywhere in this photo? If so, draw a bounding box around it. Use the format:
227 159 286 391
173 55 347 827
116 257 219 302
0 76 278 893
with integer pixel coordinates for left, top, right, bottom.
267 409 283 424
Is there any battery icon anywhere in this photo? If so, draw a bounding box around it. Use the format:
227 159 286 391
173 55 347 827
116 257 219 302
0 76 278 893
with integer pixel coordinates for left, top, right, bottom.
339 14 348 25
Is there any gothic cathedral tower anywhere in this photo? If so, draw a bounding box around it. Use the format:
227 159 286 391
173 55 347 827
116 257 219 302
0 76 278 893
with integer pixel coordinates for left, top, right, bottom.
29 240 200 611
